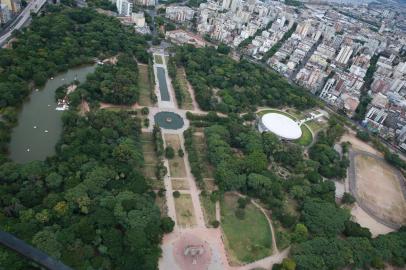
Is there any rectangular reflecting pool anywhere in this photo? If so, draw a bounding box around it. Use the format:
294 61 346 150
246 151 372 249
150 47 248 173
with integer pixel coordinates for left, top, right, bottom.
156 67 170 101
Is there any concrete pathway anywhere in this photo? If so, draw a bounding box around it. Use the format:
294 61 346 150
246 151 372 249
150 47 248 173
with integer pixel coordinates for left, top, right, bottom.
148 49 289 270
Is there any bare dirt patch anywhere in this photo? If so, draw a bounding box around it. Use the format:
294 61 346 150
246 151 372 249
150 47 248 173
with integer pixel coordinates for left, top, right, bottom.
350 203 394 237
172 179 190 190
354 154 406 225
341 132 381 156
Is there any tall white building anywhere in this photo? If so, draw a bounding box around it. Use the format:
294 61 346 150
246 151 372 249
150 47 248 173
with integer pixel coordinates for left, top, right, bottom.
116 0 132 16
134 0 155 6
166 6 194 22
335 45 353 65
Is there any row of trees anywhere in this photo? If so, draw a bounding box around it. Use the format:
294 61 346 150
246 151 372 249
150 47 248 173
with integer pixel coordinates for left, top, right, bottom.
171 46 316 113
262 22 298 62
166 57 185 107
183 128 204 189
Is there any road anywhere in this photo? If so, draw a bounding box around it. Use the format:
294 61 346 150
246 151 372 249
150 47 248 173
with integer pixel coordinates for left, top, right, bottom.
0 0 47 46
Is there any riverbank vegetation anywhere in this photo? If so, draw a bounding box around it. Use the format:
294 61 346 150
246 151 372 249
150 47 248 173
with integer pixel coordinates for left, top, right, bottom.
79 54 140 105
171 46 316 113
0 111 167 269
0 6 149 160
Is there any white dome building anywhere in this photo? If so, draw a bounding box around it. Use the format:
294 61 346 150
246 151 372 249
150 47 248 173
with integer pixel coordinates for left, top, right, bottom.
258 113 302 140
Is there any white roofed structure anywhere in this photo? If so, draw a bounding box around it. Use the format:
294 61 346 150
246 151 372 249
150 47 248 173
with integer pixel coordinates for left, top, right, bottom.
258 113 302 140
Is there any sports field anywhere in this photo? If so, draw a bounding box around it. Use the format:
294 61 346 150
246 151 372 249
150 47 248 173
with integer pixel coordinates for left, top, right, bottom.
354 154 406 225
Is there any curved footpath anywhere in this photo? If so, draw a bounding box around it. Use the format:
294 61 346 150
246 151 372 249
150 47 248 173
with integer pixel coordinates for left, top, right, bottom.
0 230 73 270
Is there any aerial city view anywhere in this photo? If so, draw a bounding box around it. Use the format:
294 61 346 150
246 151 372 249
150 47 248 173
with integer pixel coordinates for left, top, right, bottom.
0 0 406 268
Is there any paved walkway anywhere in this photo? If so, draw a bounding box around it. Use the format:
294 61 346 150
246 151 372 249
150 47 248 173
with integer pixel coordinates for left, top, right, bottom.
149 50 288 270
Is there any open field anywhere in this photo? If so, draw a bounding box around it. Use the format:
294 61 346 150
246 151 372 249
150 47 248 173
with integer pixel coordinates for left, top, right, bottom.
350 203 394 237
174 194 196 228
221 193 272 265
354 154 406 225
141 132 160 185
306 118 327 134
154 54 163 64
176 68 194 110
341 132 381 156
138 64 153 106
172 179 189 190
295 124 313 146
164 134 187 178
200 194 217 227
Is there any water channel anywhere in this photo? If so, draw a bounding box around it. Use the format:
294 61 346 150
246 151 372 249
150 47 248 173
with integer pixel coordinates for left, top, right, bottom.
156 67 170 101
9 65 96 163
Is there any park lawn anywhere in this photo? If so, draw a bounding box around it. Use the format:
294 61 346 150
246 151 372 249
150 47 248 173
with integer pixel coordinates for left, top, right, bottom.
138 64 153 106
172 179 189 190
168 158 187 178
200 193 217 227
155 195 167 217
176 68 194 110
257 109 296 119
154 54 163 64
164 134 187 178
295 124 313 146
141 132 159 182
306 119 326 134
221 193 272 265
174 194 196 228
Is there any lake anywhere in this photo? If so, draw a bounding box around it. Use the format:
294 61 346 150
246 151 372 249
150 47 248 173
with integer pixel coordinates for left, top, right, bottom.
9 65 96 163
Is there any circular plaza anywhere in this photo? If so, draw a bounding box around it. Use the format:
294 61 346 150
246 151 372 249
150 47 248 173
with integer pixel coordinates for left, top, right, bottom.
258 112 302 140
154 111 185 130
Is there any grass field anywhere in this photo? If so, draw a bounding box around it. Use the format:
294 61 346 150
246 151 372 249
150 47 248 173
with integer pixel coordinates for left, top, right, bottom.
295 124 313 146
138 64 153 106
175 194 196 228
355 154 406 225
176 68 194 110
221 193 272 265
164 134 187 178
154 54 163 64
200 194 217 227
141 132 160 187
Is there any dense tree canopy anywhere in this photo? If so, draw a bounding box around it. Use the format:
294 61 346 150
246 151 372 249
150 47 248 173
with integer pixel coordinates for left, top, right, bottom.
172 46 316 112
80 54 141 105
0 111 165 269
